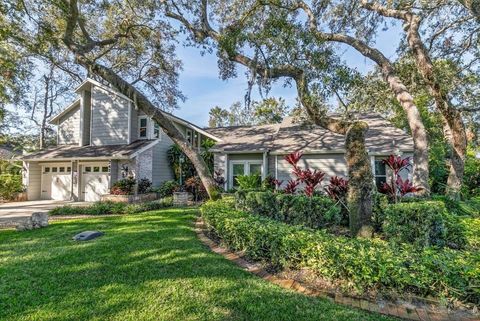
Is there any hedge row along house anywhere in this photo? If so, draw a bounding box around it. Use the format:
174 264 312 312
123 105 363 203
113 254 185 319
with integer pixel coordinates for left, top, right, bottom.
21 78 413 201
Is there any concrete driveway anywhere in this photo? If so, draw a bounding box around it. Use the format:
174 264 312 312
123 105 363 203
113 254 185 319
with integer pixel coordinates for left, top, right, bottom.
0 200 87 219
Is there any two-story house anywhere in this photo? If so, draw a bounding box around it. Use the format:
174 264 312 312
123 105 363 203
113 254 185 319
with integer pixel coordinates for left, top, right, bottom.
22 78 415 202
21 78 218 202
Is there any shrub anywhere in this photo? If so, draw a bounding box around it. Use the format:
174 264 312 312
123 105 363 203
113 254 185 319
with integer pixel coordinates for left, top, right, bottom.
383 201 466 249
371 192 389 232
50 198 173 216
236 174 261 189
111 178 136 195
238 190 341 229
137 178 152 194
201 200 480 304
0 174 24 200
185 176 208 201
154 180 179 198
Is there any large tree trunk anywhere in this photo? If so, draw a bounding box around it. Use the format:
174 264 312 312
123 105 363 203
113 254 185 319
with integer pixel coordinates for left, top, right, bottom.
345 122 374 236
321 32 431 195
403 15 467 197
77 57 220 200
296 76 374 236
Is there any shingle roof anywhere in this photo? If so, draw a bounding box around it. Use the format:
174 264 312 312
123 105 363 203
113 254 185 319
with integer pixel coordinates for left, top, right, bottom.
21 140 156 161
205 113 414 154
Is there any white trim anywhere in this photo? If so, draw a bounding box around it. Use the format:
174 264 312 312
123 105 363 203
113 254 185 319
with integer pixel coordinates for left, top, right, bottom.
162 112 221 142
138 115 148 139
224 154 228 191
79 92 84 147
262 152 267 181
270 149 346 155
49 99 81 124
128 140 160 159
127 102 132 143
185 128 193 145
25 156 130 162
228 159 264 189
275 155 278 180
75 78 134 103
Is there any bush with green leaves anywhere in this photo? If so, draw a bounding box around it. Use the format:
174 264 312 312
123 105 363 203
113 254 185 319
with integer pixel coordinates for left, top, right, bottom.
201 200 480 304
50 198 173 216
111 178 136 195
0 174 24 200
153 180 179 198
235 174 261 190
236 190 341 229
383 201 466 249
137 178 152 194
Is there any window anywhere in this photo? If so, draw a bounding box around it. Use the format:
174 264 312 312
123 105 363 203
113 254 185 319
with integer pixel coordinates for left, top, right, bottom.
186 129 193 145
67 167 71 172
374 160 387 189
52 167 58 173
232 163 245 188
193 132 199 147
153 122 161 139
230 160 263 188
44 167 50 173
139 117 148 138
85 166 92 172
93 166 100 173
59 167 65 173
101 166 109 173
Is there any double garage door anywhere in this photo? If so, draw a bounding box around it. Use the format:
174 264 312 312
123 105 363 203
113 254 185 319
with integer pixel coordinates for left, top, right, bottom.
41 162 110 201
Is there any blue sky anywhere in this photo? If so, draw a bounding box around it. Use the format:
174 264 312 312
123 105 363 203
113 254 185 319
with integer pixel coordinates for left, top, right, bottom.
173 27 401 127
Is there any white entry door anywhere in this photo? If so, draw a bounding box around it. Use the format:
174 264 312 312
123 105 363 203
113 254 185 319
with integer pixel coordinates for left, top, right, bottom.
81 163 111 202
41 164 72 200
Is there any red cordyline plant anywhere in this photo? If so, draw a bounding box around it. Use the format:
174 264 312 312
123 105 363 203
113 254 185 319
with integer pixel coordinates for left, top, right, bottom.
273 179 284 190
325 176 349 201
283 151 325 197
284 180 299 194
379 154 420 202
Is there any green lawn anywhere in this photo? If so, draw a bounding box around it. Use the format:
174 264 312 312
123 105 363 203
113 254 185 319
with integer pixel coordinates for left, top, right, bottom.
0 208 395 321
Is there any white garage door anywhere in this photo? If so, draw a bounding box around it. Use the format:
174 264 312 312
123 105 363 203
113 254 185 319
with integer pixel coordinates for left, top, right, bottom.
41 164 72 200
81 163 110 202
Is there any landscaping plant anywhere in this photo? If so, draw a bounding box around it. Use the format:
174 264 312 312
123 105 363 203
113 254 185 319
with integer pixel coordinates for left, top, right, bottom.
379 155 420 202
201 200 480 305
0 174 24 200
284 151 325 197
110 177 136 195
236 174 261 190
137 178 152 194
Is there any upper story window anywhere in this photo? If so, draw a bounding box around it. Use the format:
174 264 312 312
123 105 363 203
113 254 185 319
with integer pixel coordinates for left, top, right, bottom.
186 128 193 144
153 122 161 139
139 116 148 139
193 132 199 148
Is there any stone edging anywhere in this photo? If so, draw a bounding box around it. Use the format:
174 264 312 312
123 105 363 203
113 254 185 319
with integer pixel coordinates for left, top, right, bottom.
194 218 479 321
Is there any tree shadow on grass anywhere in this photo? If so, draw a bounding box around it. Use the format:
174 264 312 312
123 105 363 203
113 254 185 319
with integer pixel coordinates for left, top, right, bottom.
0 208 394 321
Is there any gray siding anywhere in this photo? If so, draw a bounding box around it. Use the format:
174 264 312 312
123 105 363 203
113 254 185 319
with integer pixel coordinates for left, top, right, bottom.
90 86 130 146
276 154 347 188
82 90 92 146
152 133 174 186
130 108 139 142
25 162 41 200
58 104 80 145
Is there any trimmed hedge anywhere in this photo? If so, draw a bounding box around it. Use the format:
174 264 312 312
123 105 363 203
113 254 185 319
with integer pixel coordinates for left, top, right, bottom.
201 200 480 304
384 201 467 249
235 190 341 229
49 198 173 216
